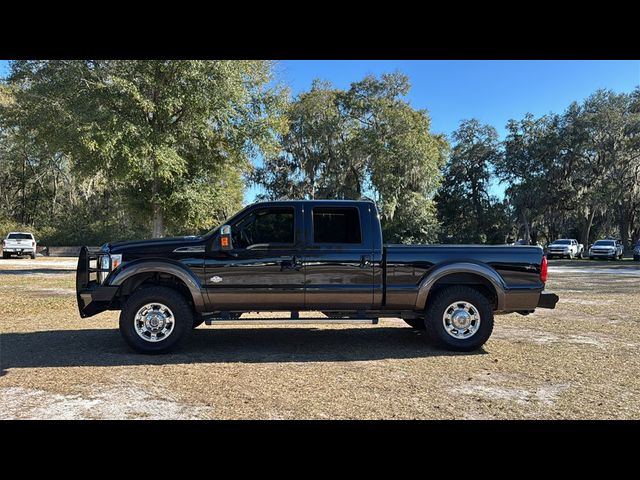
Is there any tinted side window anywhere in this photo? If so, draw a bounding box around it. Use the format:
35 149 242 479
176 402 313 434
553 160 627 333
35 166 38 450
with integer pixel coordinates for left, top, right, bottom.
312 207 362 244
232 207 294 248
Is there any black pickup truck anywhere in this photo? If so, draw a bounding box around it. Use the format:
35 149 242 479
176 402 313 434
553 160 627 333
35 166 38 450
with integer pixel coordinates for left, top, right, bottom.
76 199 558 354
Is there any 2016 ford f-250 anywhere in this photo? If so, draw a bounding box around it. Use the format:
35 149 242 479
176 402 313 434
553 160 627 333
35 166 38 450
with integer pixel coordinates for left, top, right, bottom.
76 200 558 354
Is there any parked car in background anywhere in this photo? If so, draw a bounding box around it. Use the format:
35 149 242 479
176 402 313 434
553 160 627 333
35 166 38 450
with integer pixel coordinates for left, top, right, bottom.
633 241 640 261
546 239 584 259
2 232 37 259
588 239 623 260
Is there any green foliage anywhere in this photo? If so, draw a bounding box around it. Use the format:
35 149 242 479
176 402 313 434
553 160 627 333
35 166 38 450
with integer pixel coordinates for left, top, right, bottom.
436 119 512 243
3 60 288 238
1 62 638 250
254 73 447 243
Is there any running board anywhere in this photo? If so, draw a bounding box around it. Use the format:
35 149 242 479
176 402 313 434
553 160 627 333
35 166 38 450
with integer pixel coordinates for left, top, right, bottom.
205 318 379 326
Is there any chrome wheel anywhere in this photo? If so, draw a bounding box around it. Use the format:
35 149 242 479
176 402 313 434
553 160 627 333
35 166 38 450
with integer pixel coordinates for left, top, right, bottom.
442 301 481 339
134 302 175 343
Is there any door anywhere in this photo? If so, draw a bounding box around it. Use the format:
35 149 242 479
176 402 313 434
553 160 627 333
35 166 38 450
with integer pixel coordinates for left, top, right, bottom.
204 204 305 310
302 204 375 310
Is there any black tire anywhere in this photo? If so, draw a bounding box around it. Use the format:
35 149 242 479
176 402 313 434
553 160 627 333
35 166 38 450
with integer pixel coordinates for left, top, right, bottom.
403 318 426 330
30 253 36 259
577 251 583 259
424 286 494 352
193 318 205 329
119 286 193 354
2 252 8 259
634 255 640 262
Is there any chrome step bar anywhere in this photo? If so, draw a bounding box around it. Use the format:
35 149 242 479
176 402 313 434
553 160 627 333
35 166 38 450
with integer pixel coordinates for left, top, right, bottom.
205 317 379 325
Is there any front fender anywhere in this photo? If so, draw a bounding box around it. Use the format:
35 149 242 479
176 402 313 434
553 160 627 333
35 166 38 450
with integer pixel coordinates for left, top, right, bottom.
107 259 206 313
414 261 507 311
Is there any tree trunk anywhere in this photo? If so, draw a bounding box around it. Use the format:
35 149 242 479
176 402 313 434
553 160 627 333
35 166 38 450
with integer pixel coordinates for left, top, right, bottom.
521 211 531 245
21 153 27 224
151 155 164 238
152 203 164 238
580 209 596 249
618 206 630 250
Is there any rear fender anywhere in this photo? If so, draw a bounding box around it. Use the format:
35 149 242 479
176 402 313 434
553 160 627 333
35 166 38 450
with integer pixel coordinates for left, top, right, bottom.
415 262 507 311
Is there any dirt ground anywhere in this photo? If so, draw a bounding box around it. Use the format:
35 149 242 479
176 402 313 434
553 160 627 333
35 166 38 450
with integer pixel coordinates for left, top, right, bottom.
1 256 639 419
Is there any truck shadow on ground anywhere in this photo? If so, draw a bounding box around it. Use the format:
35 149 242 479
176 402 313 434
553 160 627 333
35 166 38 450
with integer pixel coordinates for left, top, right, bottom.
0 268 75 276
0 327 485 374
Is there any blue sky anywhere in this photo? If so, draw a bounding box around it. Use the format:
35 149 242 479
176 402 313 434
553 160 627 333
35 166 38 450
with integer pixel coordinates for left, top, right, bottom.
2 60 639 202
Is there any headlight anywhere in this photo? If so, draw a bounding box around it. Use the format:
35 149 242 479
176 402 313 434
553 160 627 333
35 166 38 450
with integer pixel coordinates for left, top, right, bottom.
98 254 122 283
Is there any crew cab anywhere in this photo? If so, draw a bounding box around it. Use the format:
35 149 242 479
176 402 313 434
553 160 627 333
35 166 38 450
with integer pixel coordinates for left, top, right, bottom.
588 239 624 260
2 232 37 259
546 239 584 259
76 200 558 354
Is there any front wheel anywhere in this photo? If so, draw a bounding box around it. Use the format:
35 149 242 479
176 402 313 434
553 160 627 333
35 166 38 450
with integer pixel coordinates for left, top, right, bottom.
119 286 193 354
424 286 494 352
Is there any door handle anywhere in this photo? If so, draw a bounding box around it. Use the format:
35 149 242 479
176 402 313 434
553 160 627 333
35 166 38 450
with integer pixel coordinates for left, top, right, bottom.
292 255 303 270
281 255 303 271
360 255 372 268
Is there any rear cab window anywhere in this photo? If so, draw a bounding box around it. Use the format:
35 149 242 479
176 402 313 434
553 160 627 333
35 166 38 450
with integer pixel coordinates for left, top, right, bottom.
312 207 362 244
7 233 33 240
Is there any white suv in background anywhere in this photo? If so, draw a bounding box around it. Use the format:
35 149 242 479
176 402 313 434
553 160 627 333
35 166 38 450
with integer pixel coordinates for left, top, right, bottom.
2 232 37 259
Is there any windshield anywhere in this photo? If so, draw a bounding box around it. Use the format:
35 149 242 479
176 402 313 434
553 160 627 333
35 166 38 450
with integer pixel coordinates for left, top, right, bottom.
552 240 570 245
593 240 614 246
7 233 33 240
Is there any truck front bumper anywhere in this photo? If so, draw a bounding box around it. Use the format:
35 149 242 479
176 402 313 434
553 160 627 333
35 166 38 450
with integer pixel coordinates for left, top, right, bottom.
76 246 118 317
537 291 559 309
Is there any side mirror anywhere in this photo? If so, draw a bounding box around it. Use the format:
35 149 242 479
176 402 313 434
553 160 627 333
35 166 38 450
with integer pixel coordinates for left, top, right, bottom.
219 225 233 250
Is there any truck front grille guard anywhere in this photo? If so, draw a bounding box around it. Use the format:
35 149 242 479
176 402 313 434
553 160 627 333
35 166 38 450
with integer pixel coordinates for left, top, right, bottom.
76 246 110 291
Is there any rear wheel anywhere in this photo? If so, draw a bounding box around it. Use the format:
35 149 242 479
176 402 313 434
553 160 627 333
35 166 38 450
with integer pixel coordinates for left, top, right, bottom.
2 252 8 259
119 286 193 354
424 286 494 352
30 252 36 259
577 251 583 259
403 318 426 330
